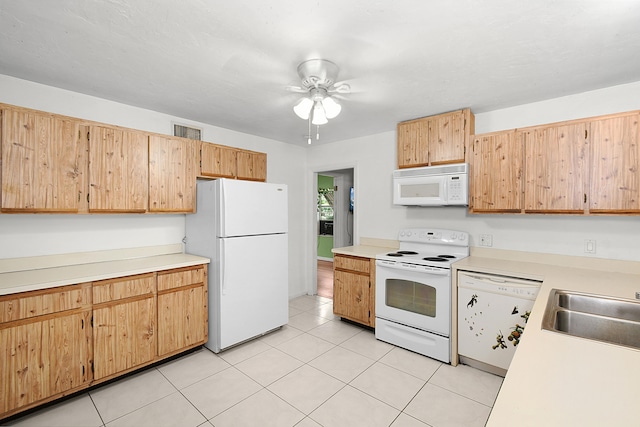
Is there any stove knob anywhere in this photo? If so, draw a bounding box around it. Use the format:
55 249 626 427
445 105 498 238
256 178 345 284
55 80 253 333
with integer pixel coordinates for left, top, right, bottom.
450 233 457 240
405 231 412 237
459 234 467 241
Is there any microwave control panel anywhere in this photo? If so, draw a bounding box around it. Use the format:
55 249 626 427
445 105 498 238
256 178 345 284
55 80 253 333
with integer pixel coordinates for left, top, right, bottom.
447 176 466 202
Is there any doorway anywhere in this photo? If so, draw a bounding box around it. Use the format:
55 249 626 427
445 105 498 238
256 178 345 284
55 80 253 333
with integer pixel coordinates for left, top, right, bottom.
313 168 355 299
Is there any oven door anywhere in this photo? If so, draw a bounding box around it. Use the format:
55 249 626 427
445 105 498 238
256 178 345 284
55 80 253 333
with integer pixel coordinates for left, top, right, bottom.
375 261 451 336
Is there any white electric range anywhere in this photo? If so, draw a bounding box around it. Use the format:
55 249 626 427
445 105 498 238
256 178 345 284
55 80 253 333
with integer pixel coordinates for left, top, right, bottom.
375 228 469 363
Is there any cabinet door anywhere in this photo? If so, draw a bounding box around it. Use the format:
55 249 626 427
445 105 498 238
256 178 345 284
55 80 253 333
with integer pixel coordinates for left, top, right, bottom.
397 120 428 168
1 109 85 213
236 150 267 181
201 142 237 178
92 297 156 380
524 123 588 213
89 126 148 213
589 113 640 213
0 310 92 415
148 135 198 212
92 273 156 380
428 110 466 165
157 266 208 356
470 131 523 213
333 269 371 326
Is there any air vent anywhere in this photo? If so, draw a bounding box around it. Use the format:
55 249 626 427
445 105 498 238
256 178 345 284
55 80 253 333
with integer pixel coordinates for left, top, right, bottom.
173 124 202 140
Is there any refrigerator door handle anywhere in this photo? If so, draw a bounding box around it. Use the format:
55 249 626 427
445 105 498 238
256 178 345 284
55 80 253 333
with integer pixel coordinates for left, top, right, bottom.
221 239 226 295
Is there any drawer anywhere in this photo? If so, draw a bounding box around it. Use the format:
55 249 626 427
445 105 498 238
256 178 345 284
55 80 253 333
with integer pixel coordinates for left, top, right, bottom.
0 283 91 323
157 265 206 292
334 255 371 274
93 273 155 304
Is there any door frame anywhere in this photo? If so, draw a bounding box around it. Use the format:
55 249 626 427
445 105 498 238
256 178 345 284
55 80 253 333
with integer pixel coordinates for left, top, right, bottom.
309 163 357 296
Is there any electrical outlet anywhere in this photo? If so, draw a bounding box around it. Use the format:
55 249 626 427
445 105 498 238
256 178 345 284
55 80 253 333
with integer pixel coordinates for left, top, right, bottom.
480 234 493 247
584 239 596 254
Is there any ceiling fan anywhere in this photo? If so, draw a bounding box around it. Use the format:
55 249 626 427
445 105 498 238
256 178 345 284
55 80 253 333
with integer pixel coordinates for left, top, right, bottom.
288 59 351 144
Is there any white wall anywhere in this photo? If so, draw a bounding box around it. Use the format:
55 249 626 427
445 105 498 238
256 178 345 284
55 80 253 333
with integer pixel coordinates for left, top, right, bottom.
4 74 640 298
308 80 640 268
0 75 308 297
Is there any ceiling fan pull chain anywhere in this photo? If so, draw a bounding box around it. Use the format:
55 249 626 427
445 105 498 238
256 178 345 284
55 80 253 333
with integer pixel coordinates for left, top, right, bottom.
316 125 320 140
308 116 312 144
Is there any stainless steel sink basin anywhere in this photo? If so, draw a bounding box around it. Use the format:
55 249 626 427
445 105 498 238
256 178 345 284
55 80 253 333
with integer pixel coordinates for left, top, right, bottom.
542 289 640 349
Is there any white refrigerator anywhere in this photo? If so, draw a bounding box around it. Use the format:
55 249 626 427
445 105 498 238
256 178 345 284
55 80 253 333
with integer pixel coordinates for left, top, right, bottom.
185 178 288 353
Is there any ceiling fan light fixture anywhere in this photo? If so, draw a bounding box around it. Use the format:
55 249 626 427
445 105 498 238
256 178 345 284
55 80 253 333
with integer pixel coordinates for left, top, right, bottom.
321 96 341 119
293 97 313 119
311 100 328 125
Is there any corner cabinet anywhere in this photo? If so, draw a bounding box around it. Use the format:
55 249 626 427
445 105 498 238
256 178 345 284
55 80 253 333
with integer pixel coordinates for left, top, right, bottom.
397 109 474 169
148 135 198 213
1 108 88 213
333 254 376 327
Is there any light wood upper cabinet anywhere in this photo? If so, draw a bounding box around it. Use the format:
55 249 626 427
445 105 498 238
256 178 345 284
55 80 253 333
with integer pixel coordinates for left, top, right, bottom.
200 142 237 178
148 135 198 213
157 265 208 357
0 283 92 417
470 130 523 213
428 109 469 165
92 273 156 381
1 108 87 213
333 255 375 327
589 113 640 213
397 109 474 169
397 120 428 168
89 126 149 213
237 150 267 181
523 123 588 213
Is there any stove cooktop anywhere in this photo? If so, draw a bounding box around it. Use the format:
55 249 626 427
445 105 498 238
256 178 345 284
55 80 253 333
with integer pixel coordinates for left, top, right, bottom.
376 228 470 268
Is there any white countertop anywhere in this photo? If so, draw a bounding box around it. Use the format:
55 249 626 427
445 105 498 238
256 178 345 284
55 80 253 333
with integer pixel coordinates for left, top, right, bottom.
453 250 640 427
0 246 210 296
331 237 399 259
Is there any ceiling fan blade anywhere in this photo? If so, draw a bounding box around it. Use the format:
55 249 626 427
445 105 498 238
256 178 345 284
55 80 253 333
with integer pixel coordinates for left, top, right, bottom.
286 85 309 93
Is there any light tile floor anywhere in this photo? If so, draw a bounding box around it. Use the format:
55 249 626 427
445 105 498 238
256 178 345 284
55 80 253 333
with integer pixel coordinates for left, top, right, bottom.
2 295 503 427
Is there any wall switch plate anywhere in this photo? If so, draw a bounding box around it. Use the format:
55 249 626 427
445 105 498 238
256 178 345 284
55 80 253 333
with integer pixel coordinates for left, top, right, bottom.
584 239 596 254
480 234 493 247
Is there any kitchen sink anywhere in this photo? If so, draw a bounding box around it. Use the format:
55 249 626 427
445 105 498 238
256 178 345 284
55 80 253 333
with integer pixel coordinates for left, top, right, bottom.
542 289 640 350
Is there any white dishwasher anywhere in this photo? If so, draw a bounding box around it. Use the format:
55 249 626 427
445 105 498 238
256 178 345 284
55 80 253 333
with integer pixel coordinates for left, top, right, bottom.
457 271 541 375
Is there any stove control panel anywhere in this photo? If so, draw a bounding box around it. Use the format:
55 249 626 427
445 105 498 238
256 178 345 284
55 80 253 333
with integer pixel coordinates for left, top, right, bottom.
398 228 469 246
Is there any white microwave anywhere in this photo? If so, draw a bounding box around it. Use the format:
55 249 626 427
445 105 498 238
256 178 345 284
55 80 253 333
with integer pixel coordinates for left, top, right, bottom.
393 163 468 206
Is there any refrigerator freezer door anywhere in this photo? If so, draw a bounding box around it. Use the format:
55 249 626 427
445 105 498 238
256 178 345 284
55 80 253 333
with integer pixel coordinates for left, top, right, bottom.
212 233 288 351
219 179 288 237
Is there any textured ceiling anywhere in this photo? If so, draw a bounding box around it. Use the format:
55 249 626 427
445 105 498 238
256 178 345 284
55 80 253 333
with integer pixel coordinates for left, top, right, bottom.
1 0 640 146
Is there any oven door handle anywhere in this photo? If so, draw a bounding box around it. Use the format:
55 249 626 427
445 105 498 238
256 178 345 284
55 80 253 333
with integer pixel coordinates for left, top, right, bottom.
376 260 450 275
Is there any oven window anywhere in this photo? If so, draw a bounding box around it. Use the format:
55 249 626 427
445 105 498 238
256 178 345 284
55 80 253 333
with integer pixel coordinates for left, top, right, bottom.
385 279 436 317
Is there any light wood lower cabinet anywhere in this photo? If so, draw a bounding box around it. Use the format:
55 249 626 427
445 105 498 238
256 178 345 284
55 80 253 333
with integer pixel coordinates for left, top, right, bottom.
333 254 376 327
0 264 208 421
0 284 93 417
157 266 208 357
92 273 156 380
